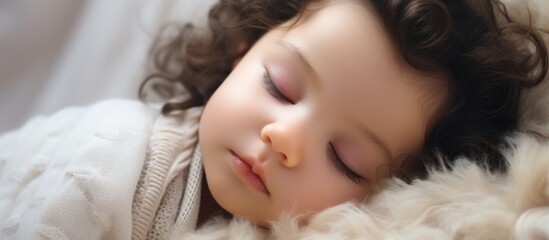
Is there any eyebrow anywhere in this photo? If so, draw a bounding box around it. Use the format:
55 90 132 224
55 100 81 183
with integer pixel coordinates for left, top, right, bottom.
278 41 319 81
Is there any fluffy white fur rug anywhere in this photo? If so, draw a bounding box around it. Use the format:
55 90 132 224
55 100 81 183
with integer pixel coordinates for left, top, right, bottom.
180 0 549 239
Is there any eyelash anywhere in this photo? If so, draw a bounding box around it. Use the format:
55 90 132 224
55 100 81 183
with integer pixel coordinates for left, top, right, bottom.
328 144 364 184
263 71 363 184
263 71 293 104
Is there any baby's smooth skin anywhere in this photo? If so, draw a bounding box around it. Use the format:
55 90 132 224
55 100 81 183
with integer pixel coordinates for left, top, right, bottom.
199 0 447 225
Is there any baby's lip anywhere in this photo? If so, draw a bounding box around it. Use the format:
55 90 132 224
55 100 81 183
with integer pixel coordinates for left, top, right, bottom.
249 160 266 182
239 152 267 183
231 150 270 194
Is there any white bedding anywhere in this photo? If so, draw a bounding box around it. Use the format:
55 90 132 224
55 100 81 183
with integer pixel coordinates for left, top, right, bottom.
0 0 215 133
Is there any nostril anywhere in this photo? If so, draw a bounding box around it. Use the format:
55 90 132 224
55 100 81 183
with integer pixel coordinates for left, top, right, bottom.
262 134 271 144
281 153 299 168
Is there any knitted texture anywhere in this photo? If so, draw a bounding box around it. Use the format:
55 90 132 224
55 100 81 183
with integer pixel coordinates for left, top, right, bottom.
146 170 184 240
171 147 204 237
131 107 203 240
0 99 158 240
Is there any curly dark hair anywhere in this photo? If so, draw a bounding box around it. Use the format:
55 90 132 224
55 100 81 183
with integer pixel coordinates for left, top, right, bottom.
139 0 548 182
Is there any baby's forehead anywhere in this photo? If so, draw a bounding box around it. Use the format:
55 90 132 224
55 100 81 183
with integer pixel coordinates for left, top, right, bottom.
291 0 450 115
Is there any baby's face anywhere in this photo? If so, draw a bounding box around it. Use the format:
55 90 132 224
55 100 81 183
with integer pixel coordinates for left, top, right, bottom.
199 0 445 225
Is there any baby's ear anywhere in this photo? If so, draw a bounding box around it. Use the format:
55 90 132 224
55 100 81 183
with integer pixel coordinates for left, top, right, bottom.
232 42 249 69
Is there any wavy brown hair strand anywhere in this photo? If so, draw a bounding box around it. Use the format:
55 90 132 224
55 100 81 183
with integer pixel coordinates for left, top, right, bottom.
369 0 548 181
139 0 317 114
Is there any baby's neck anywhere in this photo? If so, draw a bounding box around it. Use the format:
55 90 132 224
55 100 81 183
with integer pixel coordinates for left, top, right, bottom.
197 174 231 227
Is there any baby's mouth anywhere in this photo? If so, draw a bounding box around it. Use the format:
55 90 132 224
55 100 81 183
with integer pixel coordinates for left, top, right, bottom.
230 151 270 195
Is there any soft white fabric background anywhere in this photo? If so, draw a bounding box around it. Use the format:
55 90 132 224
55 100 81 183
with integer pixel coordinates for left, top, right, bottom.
0 0 216 133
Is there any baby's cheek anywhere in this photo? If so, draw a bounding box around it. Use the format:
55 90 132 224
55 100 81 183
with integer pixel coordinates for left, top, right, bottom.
275 171 364 215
